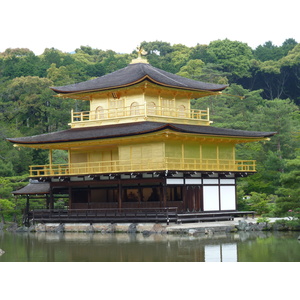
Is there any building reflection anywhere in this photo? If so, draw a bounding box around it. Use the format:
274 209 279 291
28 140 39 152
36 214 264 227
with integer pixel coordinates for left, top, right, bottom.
21 231 240 262
2 231 298 262
204 244 237 262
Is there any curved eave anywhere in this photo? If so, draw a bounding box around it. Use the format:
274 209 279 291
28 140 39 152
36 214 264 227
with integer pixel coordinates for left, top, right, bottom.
12 182 50 195
9 128 276 151
51 76 227 100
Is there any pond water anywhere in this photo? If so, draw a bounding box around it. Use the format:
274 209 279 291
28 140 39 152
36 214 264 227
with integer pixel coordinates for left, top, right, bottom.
0 230 299 262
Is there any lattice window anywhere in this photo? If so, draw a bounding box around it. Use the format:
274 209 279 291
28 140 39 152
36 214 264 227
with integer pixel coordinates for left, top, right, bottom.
109 97 124 117
161 98 175 116
147 102 156 115
130 102 140 116
178 105 186 118
95 106 104 119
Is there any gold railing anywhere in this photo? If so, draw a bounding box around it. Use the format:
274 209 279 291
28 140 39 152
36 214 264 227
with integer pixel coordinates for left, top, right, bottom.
71 104 210 124
29 158 256 177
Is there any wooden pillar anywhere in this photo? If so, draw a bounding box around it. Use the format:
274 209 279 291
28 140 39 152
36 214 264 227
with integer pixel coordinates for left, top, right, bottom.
163 184 167 208
49 189 54 209
159 184 163 207
138 184 142 207
49 149 53 163
23 195 30 227
25 195 30 215
118 181 122 210
46 194 50 209
87 186 91 209
68 150 71 173
49 149 53 174
68 186 72 209
182 185 187 211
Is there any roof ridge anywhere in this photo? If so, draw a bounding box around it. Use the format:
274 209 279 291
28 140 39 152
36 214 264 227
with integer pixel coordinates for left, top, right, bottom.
145 64 189 87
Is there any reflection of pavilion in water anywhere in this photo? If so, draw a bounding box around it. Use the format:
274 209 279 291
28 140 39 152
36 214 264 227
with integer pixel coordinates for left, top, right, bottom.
30 232 239 262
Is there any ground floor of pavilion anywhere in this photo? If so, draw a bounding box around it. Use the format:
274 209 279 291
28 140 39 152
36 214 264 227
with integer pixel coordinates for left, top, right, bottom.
13 171 254 225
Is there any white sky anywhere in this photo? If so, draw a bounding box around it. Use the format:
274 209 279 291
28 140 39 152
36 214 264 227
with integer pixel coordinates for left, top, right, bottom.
1 0 299 55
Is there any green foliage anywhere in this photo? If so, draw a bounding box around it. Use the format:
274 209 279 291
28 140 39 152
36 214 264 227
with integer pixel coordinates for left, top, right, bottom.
256 216 270 224
52 150 68 164
0 175 28 199
207 39 254 80
242 192 276 215
253 39 297 62
177 59 205 79
240 39 300 102
0 198 15 222
0 175 28 223
275 158 300 215
274 209 300 230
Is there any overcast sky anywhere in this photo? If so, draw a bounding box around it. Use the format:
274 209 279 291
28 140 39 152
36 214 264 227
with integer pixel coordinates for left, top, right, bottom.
1 0 299 55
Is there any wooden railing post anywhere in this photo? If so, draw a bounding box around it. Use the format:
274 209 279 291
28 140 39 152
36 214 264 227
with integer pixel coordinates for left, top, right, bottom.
144 102 147 118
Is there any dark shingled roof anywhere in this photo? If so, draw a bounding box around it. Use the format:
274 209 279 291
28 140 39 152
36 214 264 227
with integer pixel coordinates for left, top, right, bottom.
12 182 50 195
7 122 277 145
51 63 228 94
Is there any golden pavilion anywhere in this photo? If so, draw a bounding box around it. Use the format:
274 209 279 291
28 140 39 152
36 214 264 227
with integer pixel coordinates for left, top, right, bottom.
9 51 276 223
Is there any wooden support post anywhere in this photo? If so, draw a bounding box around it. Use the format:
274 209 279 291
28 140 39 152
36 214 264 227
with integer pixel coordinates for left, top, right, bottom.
182 185 187 211
118 181 122 211
49 189 54 210
88 186 91 209
22 195 31 226
46 194 50 209
25 195 30 214
68 186 72 209
49 149 53 175
68 150 71 175
163 184 167 208
159 184 163 208
138 184 142 207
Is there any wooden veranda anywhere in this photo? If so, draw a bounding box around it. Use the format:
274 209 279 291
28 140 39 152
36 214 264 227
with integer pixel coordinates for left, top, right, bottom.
26 207 255 226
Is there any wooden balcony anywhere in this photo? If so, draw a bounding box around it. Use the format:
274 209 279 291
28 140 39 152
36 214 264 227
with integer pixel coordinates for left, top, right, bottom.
70 104 211 128
29 158 256 177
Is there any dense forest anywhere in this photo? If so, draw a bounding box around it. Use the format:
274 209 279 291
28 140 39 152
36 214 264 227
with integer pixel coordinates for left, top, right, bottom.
1 38 300 221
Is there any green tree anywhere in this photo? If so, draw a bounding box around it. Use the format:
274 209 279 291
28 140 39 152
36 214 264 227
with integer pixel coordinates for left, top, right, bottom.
0 199 14 223
254 41 282 62
178 60 229 84
47 63 73 86
140 41 173 57
253 98 300 159
242 41 299 101
254 39 297 61
207 39 253 80
140 41 175 71
275 157 300 215
190 44 217 63
166 44 191 72
1 76 54 134
177 59 205 79
246 192 274 215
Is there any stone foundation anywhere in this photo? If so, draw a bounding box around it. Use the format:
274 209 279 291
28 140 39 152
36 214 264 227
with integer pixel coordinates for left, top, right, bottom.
19 222 236 235
4 218 298 235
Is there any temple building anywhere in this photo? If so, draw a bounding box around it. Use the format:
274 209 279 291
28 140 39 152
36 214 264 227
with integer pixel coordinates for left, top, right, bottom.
9 51 276 223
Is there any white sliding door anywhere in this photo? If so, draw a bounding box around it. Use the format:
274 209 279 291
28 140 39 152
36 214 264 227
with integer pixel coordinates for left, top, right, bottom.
203 185 219 211
220 186 236 210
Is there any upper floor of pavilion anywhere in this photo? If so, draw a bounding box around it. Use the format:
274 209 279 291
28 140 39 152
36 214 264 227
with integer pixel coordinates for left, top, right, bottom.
51 54 228 128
